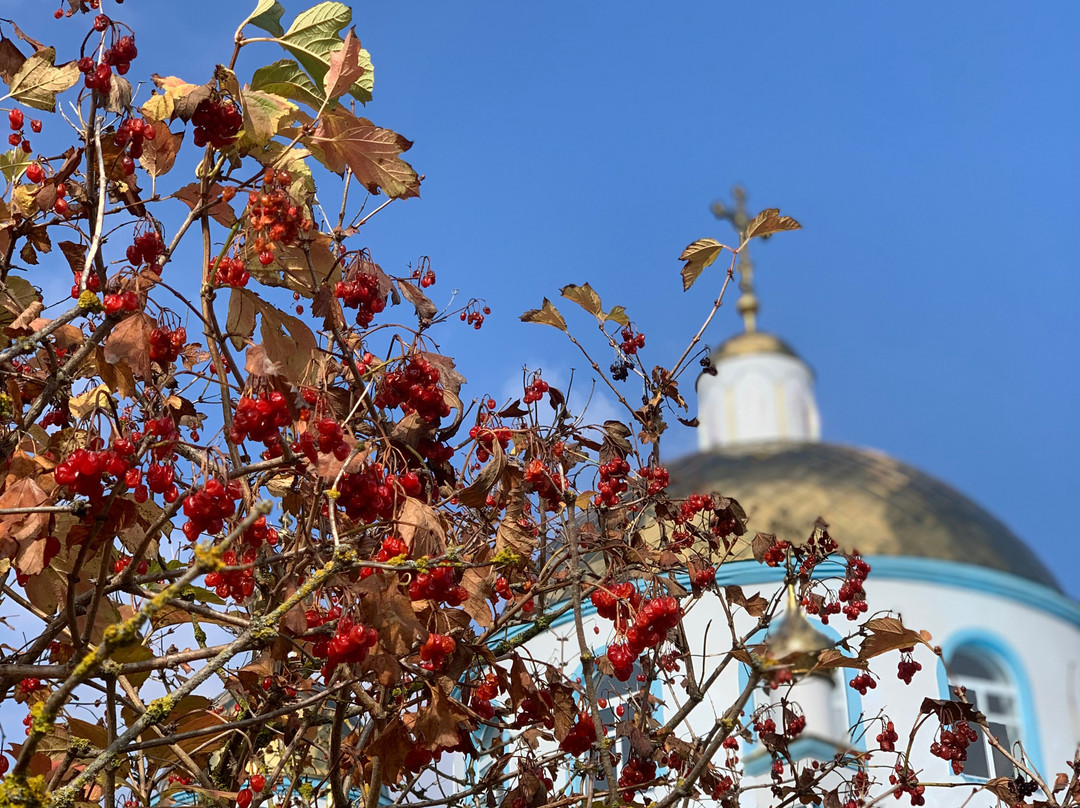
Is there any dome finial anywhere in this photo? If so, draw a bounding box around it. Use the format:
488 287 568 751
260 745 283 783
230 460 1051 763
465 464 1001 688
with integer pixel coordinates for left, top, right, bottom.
711 185 760 334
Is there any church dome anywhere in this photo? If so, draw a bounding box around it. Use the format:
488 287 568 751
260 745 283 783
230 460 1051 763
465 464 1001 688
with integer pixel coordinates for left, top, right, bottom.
666 442 1060 592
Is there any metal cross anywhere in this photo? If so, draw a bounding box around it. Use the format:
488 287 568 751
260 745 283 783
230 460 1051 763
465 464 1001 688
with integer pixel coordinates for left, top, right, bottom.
711 186 760 333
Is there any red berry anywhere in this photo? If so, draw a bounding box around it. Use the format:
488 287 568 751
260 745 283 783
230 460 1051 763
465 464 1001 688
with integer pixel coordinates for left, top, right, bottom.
249 774 266 792
54 198 69 216
236 788 252 808
30 120 41 134
24 163 44 183
8 109 23 130
258 251 274 266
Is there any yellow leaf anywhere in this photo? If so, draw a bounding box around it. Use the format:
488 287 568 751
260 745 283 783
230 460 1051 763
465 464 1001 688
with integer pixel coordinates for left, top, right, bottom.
8 47 79 112
519 298 567 331
678 238 725 291
68 384 112 419
744 208 801 241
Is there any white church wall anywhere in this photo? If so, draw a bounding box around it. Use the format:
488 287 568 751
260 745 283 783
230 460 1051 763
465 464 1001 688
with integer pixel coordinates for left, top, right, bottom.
480 558 1080 807
697 352 821 451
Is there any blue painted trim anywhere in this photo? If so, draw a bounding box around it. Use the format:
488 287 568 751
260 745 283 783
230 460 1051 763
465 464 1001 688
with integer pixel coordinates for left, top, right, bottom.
490 556 1080 649
937 628 1044 778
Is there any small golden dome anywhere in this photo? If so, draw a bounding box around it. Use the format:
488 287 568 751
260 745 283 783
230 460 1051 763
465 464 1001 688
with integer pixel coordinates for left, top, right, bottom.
665 442 1058 591
713 330 798 360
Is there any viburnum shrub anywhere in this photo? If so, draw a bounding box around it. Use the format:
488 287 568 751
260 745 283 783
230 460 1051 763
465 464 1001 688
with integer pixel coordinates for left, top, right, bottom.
0 3 1062 808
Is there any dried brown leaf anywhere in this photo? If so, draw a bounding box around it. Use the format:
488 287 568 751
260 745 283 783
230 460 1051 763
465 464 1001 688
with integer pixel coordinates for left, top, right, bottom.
103 313 154 379
678 238 725 291
519 298 566 331
744 208 801 240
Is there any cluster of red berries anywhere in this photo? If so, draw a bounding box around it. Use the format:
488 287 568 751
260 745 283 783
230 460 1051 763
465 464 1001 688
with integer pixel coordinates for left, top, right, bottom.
930 720 978 775
409 565 467 606
191 97 243 150
230 391 290 446
786 713 807 737
78 33 136 91
361 535 409 580
15 678 44 700
889 764 926 805
412 267 436 287
55 444 134 502
459 305 490 330
897 647 922 684
148 325 186 365
848 673 877 695
522 374 549 404
559 711 599 755
524 458 567 512
676 492 714 524
591 582 641 631
293 417 350 465
181 478 242 541
876 720 899 752
331 464 395 525
7 108 39 154
103 291 141 316
470 672 500 720
762 540 791 568
126 231 165 270
470 424 511 463
626 597 681 654
205 547 257 601
112 556 149 575
241 515 278 550
246 170 312 265
387 470 424 500
692 566 716 587
145 415 181 459
593 457 630 508
418 632 456 671
334 272 386 327
374 356 450 424
721 734 740 767
618 756 657 799
836 553 871 620
210 255 250 288
709 774 735 801
320 614 378 678
234 774 267 808
620 325 645 355
146 462 179 502
113 117 155 176
639 465 669 496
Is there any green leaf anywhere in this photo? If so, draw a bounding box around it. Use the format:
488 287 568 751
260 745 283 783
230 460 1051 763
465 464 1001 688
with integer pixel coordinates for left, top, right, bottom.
240 0 286 37
0 147 32 182
6 47 79 112
678 237 725 292
250 59 327 110
605 305 629 327
237 89 297 153
519 298 567 332
277 2 373 104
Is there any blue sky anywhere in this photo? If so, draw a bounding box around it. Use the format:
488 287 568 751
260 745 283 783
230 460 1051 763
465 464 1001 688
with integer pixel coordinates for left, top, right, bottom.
7 2 1079 594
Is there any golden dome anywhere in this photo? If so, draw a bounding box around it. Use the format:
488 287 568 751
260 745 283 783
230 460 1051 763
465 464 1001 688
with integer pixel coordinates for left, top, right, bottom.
666 442 1058 591
712 330 798 360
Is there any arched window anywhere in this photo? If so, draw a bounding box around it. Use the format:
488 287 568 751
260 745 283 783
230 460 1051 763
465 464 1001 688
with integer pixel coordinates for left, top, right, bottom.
946 646 1021 779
